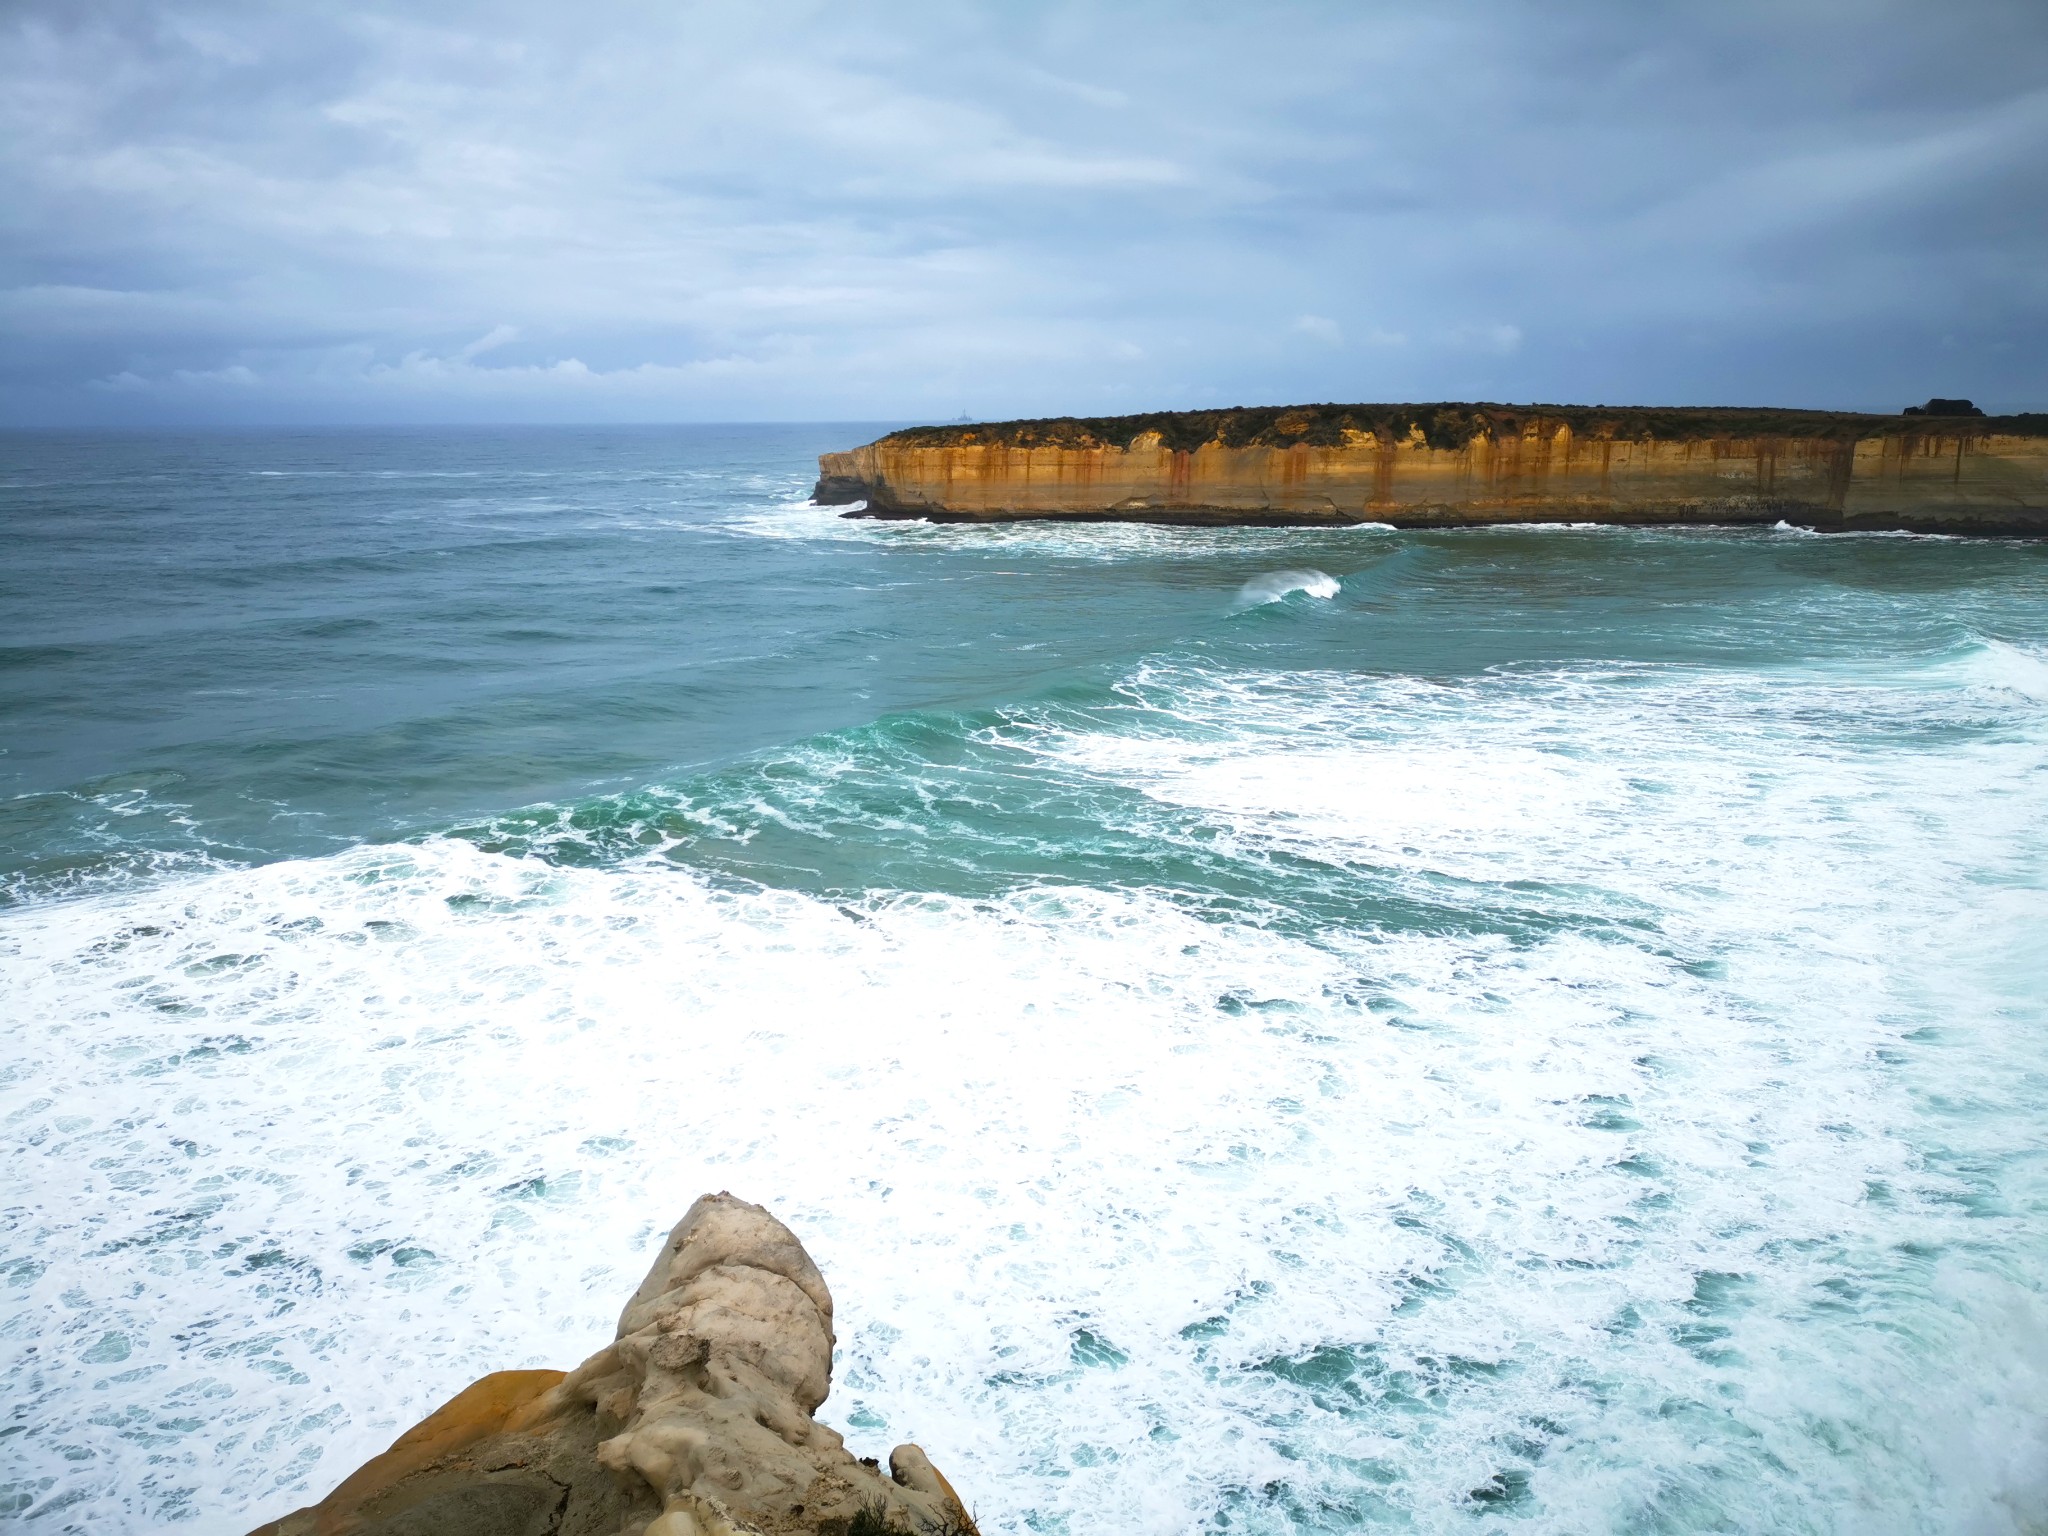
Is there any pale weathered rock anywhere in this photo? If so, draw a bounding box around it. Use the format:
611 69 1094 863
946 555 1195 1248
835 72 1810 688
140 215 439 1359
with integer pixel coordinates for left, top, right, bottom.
249 1194 976 1536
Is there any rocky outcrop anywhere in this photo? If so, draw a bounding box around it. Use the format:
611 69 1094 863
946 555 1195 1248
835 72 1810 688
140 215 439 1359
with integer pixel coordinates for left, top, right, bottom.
813 402 2048 534
250 1195 976 1536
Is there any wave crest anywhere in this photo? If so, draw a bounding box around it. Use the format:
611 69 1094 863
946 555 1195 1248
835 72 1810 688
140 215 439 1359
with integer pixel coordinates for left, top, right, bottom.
1235 569 1341 606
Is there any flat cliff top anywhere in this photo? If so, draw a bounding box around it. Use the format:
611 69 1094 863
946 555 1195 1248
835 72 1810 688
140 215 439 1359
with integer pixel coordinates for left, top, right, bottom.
875 403 2048 453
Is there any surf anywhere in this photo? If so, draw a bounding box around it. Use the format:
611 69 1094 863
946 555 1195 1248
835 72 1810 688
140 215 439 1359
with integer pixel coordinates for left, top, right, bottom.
1235 568 1342 606
6 428 2048 1534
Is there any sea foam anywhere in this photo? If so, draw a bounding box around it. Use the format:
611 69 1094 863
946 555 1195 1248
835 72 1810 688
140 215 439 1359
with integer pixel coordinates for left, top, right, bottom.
3 649 2046 1535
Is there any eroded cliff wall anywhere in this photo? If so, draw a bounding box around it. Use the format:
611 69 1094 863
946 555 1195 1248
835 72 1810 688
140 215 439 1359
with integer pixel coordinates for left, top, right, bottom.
814 404 2048 533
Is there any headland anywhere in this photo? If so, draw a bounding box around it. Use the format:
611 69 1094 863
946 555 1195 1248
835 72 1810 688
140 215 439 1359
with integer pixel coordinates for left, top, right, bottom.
814 401 2048 534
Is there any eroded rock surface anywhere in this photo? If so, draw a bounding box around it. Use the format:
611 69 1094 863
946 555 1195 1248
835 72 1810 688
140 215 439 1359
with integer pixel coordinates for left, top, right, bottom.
250 1194 976 1536
812 402 2048 533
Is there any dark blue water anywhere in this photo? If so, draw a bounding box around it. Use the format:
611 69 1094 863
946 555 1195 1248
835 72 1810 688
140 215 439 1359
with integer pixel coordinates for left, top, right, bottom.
3 427 2046 1535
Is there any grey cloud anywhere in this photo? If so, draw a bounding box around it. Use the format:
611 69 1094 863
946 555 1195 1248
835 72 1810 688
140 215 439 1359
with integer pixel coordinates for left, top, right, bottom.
2 0 2044 424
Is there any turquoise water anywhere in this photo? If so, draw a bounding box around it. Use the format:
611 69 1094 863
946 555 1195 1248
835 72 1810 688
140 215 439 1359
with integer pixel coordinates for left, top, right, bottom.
2 427 2046 1533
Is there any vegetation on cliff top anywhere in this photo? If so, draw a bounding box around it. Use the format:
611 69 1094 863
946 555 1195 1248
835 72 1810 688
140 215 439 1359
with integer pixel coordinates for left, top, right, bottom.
879 403 2048 454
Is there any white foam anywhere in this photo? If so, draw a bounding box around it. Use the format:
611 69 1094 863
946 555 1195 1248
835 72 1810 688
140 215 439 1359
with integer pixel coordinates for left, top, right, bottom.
3 651 2046 1534
1482 520 1614 532
1235 569 1341 606
1951 637 2048 702
724 501 1396 563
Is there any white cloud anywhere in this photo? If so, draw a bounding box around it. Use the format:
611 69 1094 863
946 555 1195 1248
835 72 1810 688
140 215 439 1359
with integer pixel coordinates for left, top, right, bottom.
88 362 260 391
456 324 519 361
1291 314 1343 346
85 346 783 400
1443 323 1524 356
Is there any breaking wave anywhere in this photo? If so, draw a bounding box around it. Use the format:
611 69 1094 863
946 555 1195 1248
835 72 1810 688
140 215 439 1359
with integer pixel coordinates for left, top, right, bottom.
1235 569 1341 606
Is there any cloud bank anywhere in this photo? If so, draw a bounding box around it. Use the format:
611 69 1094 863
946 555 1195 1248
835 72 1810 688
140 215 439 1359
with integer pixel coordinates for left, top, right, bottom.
3 0 2044 424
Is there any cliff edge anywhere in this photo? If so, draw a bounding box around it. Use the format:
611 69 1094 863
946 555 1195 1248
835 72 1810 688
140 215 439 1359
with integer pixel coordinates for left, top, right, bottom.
813 402 2048 534
249 1194 976 1536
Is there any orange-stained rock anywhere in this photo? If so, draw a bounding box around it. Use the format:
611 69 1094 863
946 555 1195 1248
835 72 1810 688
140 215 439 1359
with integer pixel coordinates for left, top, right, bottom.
250 1371 565 1535
248 1195 977 1536
814 403 2048 534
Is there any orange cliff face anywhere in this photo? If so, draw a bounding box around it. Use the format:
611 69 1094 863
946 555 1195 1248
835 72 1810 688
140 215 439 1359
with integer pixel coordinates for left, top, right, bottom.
813 404 2048 534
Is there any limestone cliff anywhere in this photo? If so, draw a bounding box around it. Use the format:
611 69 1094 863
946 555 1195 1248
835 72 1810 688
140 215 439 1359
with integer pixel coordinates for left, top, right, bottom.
814 403 2048 534
249 1194 976 1536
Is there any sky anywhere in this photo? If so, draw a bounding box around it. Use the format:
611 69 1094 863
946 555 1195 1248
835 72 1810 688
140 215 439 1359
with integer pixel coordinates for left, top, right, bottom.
2 0 2045 426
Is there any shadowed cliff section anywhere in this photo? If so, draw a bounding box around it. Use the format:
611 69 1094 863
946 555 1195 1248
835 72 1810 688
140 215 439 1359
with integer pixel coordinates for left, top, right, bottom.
814 403 2048 534
248 1195 977 1536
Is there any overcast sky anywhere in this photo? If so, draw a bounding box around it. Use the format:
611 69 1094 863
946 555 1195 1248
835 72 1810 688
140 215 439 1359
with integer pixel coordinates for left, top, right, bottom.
3 0 2044 425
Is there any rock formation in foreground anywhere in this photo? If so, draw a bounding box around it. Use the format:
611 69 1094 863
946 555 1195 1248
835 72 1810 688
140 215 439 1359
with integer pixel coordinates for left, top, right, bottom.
250 1194 977 1536
813 401 2048 534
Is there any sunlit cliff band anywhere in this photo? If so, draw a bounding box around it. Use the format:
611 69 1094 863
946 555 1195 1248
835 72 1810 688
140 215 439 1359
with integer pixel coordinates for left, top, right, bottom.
814 402 2048 535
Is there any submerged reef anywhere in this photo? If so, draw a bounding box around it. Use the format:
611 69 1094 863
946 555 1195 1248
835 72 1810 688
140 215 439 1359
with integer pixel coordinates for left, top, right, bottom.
249 1194 976 1536
814 402 2048 533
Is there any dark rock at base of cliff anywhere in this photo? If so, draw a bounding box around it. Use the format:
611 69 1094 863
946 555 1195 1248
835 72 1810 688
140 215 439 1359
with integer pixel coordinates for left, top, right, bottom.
811 475 869 506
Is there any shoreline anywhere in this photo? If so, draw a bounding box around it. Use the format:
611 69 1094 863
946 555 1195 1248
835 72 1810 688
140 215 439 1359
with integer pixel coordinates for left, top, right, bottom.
834 502 2048 537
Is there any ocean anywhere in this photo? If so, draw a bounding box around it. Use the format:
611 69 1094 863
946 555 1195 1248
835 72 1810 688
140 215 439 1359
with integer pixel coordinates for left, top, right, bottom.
2 425 2044 1534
